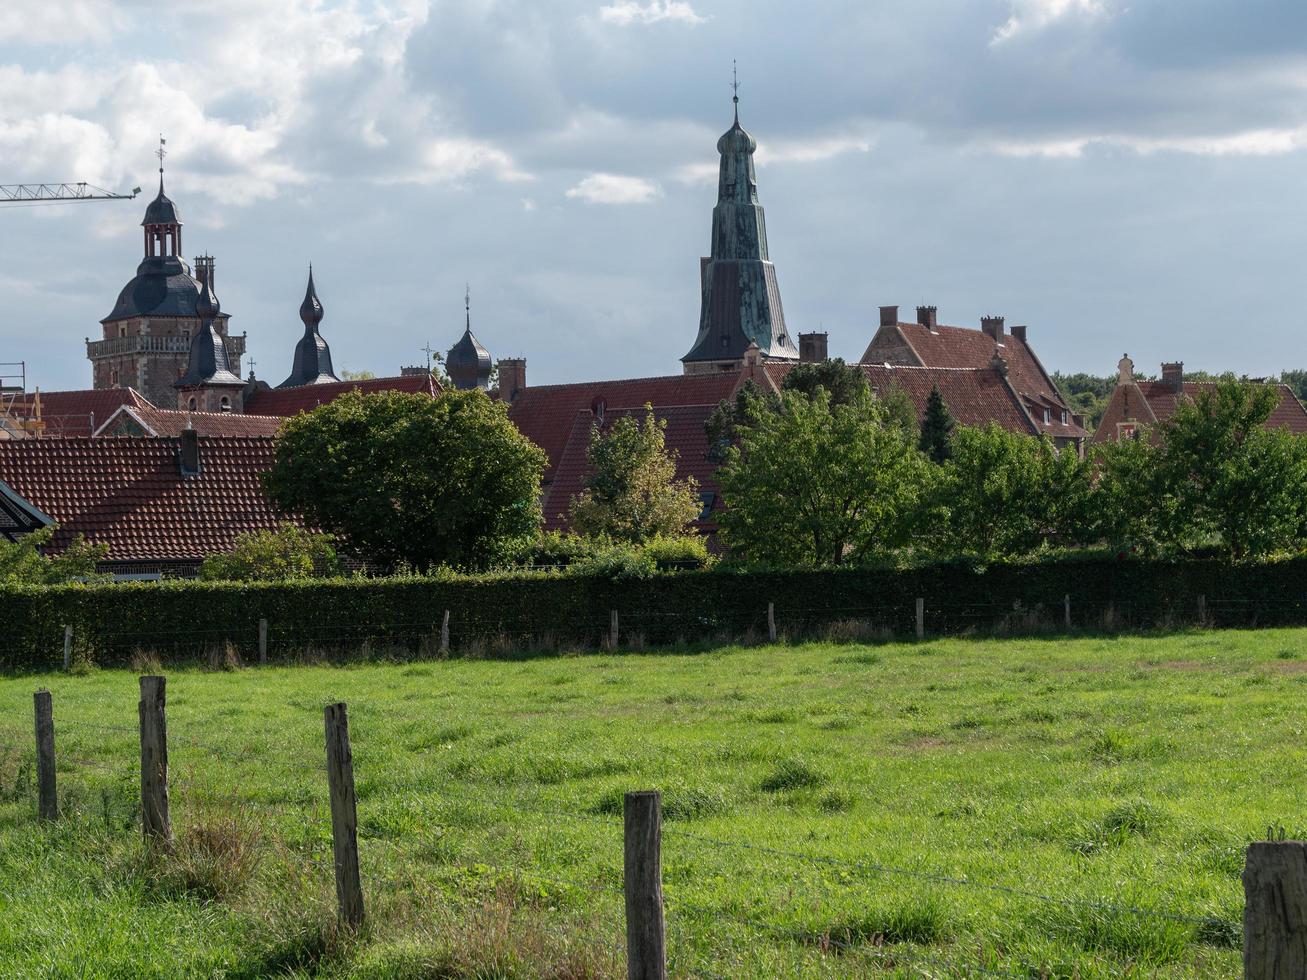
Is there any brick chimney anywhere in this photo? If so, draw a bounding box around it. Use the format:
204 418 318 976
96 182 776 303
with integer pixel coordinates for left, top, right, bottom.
1010 325 1027 342
1161 361 1184 393
194 254 215 291
798 332 828 364
879 305 899 327
179 428 201 477
497 358 527 403
981 315 1005 342
916 305 938 330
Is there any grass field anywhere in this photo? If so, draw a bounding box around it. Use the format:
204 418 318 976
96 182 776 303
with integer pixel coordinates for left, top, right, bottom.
0 628 1303 978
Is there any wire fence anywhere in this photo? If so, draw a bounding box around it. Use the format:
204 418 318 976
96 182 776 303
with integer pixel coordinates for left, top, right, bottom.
0 675 1272 978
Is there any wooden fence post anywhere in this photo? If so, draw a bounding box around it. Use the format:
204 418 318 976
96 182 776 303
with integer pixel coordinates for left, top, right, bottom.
324 702 364 928
610 610 620 651
63 625 72 671
767 602 777 643
624 790 666 980
258 618 268 664
440 610 450 655
1064 594 1071 630
33 690 57 822
915 597 925 640
1198 594 1208 626
1243 840 1307 979
138 675 171 844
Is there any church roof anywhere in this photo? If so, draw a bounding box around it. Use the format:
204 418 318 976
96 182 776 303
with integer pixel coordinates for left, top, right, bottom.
101 256 218 323
141 177 181 227
447 328 492 390
0 436 284 563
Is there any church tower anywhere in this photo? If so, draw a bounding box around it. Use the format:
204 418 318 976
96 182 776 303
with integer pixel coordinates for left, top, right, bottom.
89 139 245 406
277 267 340 388
175 271 245 412
681 73 798 374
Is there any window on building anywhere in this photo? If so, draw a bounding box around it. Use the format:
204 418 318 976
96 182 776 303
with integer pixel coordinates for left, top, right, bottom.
1118 422 1138 440
119 325 127 338
188 397 197 411
1042 408 1051 424
1061 409 1068 425
219 397 231 413
697 490 717 520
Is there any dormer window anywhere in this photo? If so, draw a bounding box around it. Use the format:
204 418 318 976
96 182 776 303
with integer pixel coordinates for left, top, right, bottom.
1061 409 1068 425
1042 408 1051 425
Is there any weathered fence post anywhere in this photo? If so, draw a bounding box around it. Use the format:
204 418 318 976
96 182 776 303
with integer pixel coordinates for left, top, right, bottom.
610 610 620 651
624 790 666 980
33 690 57 822
324 702 364 928
138 675 171 844
258 618 268 664
1243 840 1307 979
440 610 450 655
1198 594 1208 626
62 625 73 671
1064 594 1071 630
767 602 777 644
915 597 925 640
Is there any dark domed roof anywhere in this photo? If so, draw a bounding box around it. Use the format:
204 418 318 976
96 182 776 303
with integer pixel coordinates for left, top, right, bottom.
141 177 181 227
277 268 339 389
716 117 757 156
101 256 215 323
176 277 242 389
447 327 492 391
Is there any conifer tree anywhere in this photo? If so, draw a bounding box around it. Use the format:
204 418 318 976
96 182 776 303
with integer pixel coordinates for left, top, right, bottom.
918 385 955 463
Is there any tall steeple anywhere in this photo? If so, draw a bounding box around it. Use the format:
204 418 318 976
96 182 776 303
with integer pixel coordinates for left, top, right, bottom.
681 70 796 374
277 266 340 388
175 272 245 411
446 285 493 390
142 135 182 259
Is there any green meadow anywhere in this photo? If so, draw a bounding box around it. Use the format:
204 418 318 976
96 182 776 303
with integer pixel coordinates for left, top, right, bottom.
0 629 1302 978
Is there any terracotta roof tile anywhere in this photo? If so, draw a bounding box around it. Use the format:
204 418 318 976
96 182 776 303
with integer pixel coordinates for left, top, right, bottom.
1137 380 1307 433
6 388 153 437
0 436 286 563
95 403 284 438
244 374 438 417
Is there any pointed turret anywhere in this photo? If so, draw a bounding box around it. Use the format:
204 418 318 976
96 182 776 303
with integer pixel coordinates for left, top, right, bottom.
277 266 340 388
681 73 796 374
447 287 492 390
175 274 245 411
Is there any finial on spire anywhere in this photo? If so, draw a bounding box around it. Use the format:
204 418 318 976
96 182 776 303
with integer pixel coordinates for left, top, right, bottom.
731 60 739 123
156 135 167 174
465 283 471 330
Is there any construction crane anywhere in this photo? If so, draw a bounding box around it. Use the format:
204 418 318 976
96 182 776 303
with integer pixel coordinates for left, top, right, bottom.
0 182 141 206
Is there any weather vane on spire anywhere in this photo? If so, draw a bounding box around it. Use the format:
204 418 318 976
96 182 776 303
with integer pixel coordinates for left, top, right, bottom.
731 60 740 121
156 135 167 174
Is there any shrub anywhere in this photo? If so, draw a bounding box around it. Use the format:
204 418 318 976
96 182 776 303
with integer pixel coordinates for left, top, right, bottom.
199 525 341 582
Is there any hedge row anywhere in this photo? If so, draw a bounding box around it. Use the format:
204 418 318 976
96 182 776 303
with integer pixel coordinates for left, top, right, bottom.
6 555 1307 670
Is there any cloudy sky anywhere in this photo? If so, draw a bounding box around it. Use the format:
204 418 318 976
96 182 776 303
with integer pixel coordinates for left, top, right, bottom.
3 0 1307 393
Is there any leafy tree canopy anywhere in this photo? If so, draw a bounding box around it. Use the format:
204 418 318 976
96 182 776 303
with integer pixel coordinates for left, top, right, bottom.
717 388 934 567
569 406 701 543
0 526 108 585
199 525 341 582
263 390 545 572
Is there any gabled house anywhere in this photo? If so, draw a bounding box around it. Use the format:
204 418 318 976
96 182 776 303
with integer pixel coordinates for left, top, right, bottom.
1092 356 1307 444
860 305 1088 453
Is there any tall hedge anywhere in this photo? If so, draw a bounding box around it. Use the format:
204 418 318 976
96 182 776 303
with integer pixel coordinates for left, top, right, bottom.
5 556 1306 671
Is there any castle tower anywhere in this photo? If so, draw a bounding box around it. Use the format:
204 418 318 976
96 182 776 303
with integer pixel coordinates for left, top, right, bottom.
277 266 340 388
446 287 492 390
175 272 245 413
89 140 245 406
681 72 797 374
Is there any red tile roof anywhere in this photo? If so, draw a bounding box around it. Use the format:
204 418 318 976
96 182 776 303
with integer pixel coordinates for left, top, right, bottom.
244 374 438 417
6 387 153 438
1141 380 1307 433
0 436 286 563
94 403 284 438
507 372 741 480
861 321 1088 441
541 404 719 532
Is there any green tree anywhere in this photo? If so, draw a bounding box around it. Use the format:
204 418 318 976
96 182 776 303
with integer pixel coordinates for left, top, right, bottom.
569 406 701 543
932 425 1093 558
917 385 955 463
199 525 341 581
263 389 545 572
780 358 868 406
1280 369 1307 405
0 526 108 585
1051 371 1115 429
717 389 934 566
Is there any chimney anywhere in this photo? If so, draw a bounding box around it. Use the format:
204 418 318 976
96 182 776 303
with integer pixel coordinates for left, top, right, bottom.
879 305 899 327
981 315 1005 342
1010 325 1027 342
179 428 201 477
798 331 828 364
1161 361 1184 392
400 365 428 377
194 254 215 291
916 305 938 330
497 358 527 403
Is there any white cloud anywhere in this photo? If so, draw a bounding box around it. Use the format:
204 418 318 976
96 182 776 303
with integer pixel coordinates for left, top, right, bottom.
991 0 1106 44
389 138 532 184
672 161 718 186
566 172 661 204
756 135 873 165
985 126 1307 158
597 0 705 27
0 0 126 44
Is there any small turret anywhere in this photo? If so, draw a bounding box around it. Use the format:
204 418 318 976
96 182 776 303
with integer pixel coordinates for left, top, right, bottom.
447 287 492 391
277 266 340 388
175 273 245 412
